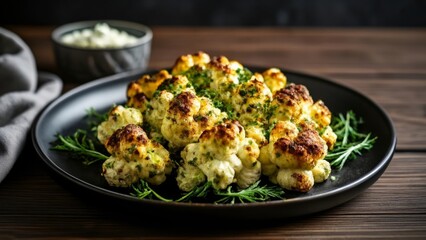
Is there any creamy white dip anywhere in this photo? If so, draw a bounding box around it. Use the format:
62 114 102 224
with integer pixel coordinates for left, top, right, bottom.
61 23 139 49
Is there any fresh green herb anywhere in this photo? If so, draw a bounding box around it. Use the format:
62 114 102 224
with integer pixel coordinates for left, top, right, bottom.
183 67 211 91
236 67 253 84
175 181 212 202
326 110 377 170
131 179 284 204
214 180 285 204
130 179 173 202
51 129 108 165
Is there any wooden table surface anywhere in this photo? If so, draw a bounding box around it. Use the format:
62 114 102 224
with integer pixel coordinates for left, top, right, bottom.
1 26 425 239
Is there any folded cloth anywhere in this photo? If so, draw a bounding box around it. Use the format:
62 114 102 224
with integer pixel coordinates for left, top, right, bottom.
0 27 63 183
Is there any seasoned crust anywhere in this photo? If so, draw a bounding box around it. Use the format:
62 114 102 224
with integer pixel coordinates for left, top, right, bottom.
208 56 233 74
276 169 314 192
171 51 211 74
167 91 197 116
273 127 326 169
96 105 143 146
200 120 244 147
274 83 313 106
127 70 171 100
106 124 149 154
262 68 287 94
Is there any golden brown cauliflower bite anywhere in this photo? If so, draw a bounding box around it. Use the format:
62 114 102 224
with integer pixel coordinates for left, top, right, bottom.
262 68 287 94
161 90 227 149
143 75 195 134
97 105 143 146
270 83 337 151
177 120 261 191
171 51 211 75
102 124 172 187
259 120 329 192
126 70 171 112
270 83 314 124
231 77 273 146
206 56 242 102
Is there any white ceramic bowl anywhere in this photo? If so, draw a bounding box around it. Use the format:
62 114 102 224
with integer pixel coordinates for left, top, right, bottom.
52 20 152 83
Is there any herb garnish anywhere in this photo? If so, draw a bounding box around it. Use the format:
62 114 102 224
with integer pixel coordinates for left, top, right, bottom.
51 129 108 165
326 110 377 170
131 179 285 203
213 180 285 203
130 179 173 202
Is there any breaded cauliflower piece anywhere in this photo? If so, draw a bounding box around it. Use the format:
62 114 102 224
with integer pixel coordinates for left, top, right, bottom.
175 161 206 192
171 51 211 75
236 138 261 188
231 77 272 146
207 56 242 102
161 90 227 149
276 169 314 193
310 100 332 129
144 90 174 134
269 83 337 150
97 105 143 146
270 83 314 124
177 120 261 191
102 124 172 187
262 68 287 94
259 120 328 192
144 75 194 134
312 159 331 183
126 70 171 112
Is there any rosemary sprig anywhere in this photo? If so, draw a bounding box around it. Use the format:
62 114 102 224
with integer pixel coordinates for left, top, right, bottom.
130 179 173 202
51 129 108 165
213 180 285 204
131 180 285 203
326 110 377 170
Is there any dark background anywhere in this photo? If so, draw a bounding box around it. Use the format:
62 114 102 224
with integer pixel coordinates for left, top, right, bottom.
1 0 425 27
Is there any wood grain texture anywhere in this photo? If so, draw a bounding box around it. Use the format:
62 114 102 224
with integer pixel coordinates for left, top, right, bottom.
0 26 425 239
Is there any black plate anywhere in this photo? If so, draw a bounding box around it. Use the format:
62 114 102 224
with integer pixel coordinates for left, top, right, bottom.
32 67 396 220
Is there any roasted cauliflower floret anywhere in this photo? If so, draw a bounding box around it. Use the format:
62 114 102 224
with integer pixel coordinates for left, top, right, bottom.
270 83 314 124
276 169 314 193
312 159 331 183
144 75 194 133
155 75 195 96
262 121 327 170
177 120 261 191
321 126 337 150
161 91 227 149
102 124 172 187
310 100 332 129
269 83 337 150
144 90 174 133
171 51 211 75
262 68 287 94
126 70 171 112
207 56 242 102
175 161 206 192
259 120 328 192
236 138 261 188
199 120 245 158
231 77 272 145
97 105 143 146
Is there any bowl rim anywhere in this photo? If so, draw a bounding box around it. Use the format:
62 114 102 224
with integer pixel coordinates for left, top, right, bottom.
51 19 153 51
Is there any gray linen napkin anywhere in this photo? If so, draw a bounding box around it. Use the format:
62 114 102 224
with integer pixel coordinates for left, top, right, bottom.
0 27 63 183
